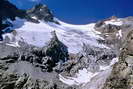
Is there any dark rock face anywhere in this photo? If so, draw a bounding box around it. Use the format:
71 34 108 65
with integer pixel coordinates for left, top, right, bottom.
0 0 26 40
95 20 105 28
0 0 26 21
27 4 59 24
0 73 18 89
102 30 133 89
95 23 122 50
95 16 118 28
45 31 69 63
99 24 121 33
0 72 78 89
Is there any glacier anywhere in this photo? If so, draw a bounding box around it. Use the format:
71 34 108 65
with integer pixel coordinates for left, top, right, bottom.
3 17 107 53
2 17 123 88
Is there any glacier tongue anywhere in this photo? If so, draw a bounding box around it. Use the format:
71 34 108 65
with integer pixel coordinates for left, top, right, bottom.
59 58 118 86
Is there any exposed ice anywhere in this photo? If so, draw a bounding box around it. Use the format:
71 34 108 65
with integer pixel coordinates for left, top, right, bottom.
59 58 119 86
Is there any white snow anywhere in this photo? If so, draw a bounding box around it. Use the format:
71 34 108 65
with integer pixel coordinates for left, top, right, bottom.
116 30 122 39
59 58 119 86
31 16 38 20
3 18 107 53
105 19 123 26
118 30 122 37
110 57 119 65
83 58 119 89
100 57 118 71
82 68 112 89
59 68 98 85
6 42 20 47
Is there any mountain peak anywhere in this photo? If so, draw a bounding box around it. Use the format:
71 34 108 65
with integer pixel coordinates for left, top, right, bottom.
27 3 55 22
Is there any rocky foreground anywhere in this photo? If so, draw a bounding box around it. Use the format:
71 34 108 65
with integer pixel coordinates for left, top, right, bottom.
0 0 133 89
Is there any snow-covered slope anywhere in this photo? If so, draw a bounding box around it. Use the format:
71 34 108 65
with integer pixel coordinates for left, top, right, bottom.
2 17 124 89
104 19 123 26
3 18 106 53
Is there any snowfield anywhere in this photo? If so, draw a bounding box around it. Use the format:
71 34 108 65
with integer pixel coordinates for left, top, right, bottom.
3 18 106 53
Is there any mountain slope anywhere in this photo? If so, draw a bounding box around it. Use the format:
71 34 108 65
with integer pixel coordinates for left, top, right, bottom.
1 15 123 89
3 17 106 53
0 0 133 89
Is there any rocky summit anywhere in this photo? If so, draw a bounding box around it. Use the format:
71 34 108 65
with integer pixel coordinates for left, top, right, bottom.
0 0 133 89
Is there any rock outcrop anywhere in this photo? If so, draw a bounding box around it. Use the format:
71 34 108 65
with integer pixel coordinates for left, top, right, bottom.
0 0 26 40
0 0 26 21
60 44 116 77
27 4 59 24
0 31 72 89
102 30 133 89
0 31 68 72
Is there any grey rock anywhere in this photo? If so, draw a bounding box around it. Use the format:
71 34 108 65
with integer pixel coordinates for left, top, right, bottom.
95 20 105 28
44 31 69 63
102 30 133 89
27 4 59 24
15 74 29 89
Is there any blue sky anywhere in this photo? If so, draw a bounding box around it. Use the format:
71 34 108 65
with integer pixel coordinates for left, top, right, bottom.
9 0 133 24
